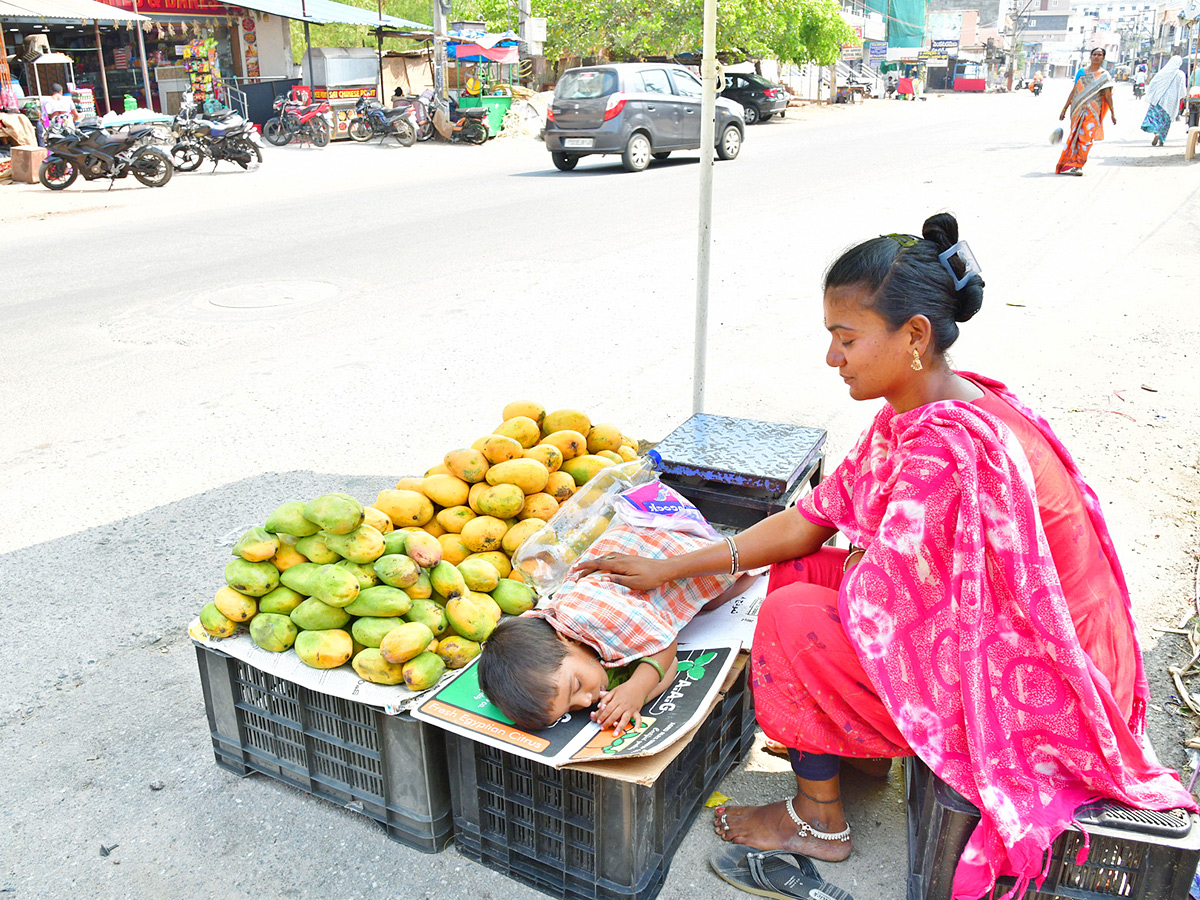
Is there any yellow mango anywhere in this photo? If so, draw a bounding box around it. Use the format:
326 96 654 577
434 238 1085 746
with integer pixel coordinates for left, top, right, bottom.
468 481 489 515
494 416 541 449
200 602 237 638
444 448 490 484
562 454 616 486
423 519 447 538
423 473 471 508
586 423 624 454
618 445 638 462
352 648 407 685
294 629 353 669
523 443 563 472
425 463 452 477
270 535 307 572
438 533 472 566
543 409 591 436
437 635 482 669
460 516 509 553
539 430 588 461
621 434 638 449
519 493 558 522
352 616 405 649
214 585 257 623
477 483 526 519
596 450 623 463
232 526 279 562
394 476 426 492
374 489 434 527
429 560 468 600
502 518 546 555
436 505 476 534
465 551 512 579
501 401 546 428
362 506 394 534
546 471 578 502
404 569 433 600
225 558 280 597
478 434 524 465
311 563 360 608
404 531 443 568
446 594 498 642
485 458 550 495
458 557 500 593
402 651 446 691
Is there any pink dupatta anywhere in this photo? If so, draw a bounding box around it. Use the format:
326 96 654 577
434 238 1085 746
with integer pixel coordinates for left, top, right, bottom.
803 373 1195 898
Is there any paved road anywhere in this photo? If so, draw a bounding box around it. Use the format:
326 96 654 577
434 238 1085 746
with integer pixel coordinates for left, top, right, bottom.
2 82 1199 899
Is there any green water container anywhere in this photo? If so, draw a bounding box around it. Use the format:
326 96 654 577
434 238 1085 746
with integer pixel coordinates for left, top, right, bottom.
123 95 137 112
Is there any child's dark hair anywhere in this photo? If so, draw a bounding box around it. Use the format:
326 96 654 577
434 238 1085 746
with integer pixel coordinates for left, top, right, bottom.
824 212 985 356
477 617 568 731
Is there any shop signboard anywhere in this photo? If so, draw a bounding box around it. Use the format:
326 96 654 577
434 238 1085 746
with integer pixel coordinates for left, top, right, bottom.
841 26 864 49
867 41 888 63
918 50 949 67
104 0 243 15
841 44 863 60
931 38 959 54
312 85 376 100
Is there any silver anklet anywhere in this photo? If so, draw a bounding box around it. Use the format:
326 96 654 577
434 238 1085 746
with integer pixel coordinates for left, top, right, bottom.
785 797 851 842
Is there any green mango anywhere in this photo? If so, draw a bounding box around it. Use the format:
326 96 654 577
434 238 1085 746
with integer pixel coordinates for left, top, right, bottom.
249 612 299 652
258 584 306 615
224 558 279 598
351 616 406 648
322 524 386 564
290 597 351 631
457 558 500 593
379 621 435 664
295 533 341 565
352 648 407 684
380 530 408 556
279 562 322 596
303 493 364 536
344 584 412 617
200 602 237 638
404 569 432 601
429 560 467 600
491 579 536 615
311 564 360 608
264 500 321 537
232 526 279 562
374 553 421 589
336 559 380 590
294 629 353 669
405 596 447 635
402 651 446 691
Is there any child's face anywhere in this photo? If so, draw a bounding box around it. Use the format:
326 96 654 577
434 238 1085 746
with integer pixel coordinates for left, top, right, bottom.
545 638 608 723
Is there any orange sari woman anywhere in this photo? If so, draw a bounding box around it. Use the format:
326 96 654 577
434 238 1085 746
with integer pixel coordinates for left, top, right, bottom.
1056 48 1116 175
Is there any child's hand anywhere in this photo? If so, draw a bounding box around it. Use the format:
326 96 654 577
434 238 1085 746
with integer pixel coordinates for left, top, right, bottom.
593 682 647 737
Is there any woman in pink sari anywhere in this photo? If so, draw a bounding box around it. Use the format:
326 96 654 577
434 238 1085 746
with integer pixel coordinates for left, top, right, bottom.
579 213 1195 900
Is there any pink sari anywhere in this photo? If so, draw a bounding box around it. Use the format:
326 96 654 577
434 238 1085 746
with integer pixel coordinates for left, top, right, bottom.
761 373 1195 899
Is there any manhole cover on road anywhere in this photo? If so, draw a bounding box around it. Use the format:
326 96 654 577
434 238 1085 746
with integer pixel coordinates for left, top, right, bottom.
199 280 340 310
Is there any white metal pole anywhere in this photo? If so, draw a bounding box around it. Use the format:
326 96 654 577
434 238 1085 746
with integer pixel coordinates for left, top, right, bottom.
132 0 151 108
692 0 717 415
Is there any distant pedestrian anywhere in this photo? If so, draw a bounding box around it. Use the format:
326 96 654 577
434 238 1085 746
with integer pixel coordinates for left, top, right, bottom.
1140 55 1187 146
1056 48 1115 175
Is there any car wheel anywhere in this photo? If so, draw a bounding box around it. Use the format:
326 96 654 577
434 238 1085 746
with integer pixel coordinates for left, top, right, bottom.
652 151 671 160
760 112 773 121
743 104 760 126
551 151 579 171
716 124 742 161
621 132 652 172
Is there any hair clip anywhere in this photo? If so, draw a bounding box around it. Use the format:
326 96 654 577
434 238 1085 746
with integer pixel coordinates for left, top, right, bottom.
938 240 982 291
884 233 920 247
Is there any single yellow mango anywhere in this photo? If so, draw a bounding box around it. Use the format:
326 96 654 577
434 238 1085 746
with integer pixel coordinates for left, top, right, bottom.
214 585 258 623
478 434 524 465
460 516 508 553
485 458 550 495
477 483 526 519
501 401 546 428
596 450 623 463
374 489 434 527
502 517 547 555
618 445 638 462
465 550 512 578
546 471 578 502
543 409 591 437
523 444 563 472
423 519 447 538
294 629 353 669
467 481 489 515
362 506 394 534
519 493 558 521
424 463 452 477
586 423 624 454
539 430 588 461
444 448 490 483
494 416 541 449
423 473 471 508
270 535 307 571
438 533 472 566
352 647 407 685
436 505 476 534
394 476 426 492
562 454 616 486
200 602 237 638
458 557 500 593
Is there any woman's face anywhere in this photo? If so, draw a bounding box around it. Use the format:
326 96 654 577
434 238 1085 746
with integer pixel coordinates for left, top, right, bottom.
824 284 920 403
1090 49 1106 66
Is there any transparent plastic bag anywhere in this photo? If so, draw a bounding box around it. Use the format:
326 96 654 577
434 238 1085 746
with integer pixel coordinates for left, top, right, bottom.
511 456 656 597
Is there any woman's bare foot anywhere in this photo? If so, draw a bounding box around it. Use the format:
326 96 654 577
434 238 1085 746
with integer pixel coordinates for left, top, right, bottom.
713 777 851 863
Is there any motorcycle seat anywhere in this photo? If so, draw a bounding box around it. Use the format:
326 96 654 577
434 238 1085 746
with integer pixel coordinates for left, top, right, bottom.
459 107 487 120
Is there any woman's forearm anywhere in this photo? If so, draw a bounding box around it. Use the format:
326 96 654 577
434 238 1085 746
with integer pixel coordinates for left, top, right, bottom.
661 507 836 581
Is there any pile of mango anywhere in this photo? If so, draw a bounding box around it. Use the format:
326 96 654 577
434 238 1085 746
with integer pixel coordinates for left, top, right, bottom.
198 402 639 692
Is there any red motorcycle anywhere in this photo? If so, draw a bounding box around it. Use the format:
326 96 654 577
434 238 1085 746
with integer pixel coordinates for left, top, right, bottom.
262 95 331 147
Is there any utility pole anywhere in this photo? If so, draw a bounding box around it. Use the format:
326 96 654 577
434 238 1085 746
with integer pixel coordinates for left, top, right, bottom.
433 0 449 102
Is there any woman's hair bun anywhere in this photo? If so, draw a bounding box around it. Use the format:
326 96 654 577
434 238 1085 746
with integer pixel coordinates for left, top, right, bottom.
921 212 959 254
954 278 984 323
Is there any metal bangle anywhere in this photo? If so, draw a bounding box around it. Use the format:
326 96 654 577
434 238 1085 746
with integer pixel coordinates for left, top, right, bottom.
725 535 740 575
843 548 866 574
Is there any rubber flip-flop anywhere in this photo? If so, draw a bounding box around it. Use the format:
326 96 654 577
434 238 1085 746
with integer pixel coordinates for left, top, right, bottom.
710 847 855 900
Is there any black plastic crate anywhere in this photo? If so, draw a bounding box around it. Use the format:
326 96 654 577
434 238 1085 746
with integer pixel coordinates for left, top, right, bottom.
905 757 1200 900
446 664 756 900
195 642 453 852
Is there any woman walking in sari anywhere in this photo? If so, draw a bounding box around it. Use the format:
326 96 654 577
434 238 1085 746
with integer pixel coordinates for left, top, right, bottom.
1140 56 1187 146
1057 48 1116 175
580 213 1196 900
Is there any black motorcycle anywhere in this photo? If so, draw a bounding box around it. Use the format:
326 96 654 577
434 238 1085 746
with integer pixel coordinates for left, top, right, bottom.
1133 81 1146 99
346 95 417 146
170 97 262 172
39 120 173 191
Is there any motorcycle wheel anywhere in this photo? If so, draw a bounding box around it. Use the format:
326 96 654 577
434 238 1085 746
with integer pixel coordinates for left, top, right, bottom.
417 121 435 142
467 120 488 145
229 138 262 170
171 141 204 172
131 147 173 188
310 118 331 147
263 117 290 146
347 117 373 142
39 156 78 190
394 120 417 148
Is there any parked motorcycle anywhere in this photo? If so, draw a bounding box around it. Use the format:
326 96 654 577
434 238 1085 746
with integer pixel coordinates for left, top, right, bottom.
263 95 331 147
392 88 435 142
346 95 417 146
171 95 262 171
432 97 489 145
38 120 173 191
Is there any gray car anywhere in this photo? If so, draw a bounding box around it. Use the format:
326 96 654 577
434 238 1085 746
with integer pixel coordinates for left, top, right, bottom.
544 63 745 172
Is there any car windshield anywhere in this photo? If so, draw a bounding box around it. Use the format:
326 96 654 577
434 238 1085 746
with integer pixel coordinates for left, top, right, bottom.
556 70 618 100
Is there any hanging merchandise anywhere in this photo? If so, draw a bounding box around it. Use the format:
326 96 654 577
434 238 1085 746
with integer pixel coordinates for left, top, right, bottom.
183 37 221 104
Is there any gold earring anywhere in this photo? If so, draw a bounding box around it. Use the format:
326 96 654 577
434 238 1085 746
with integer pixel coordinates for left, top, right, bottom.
911 349 923 371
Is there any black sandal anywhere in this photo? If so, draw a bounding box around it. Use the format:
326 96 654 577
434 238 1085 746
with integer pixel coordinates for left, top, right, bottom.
710 847 856 900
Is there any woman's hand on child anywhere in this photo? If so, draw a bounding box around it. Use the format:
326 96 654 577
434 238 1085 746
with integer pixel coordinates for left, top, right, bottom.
574 553 670 592
593 682 647 737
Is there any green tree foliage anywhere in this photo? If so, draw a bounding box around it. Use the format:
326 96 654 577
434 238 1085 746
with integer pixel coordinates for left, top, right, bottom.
289 0 432 64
